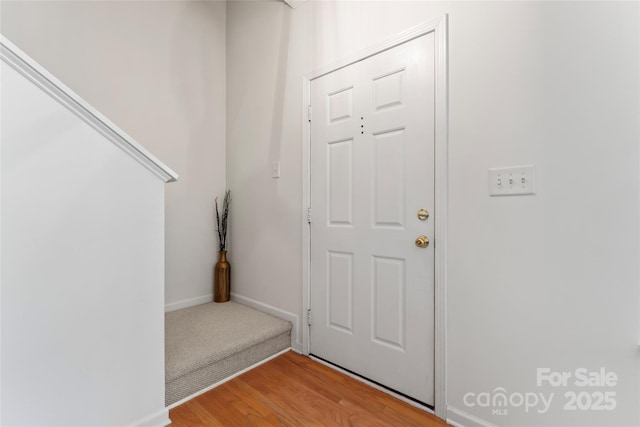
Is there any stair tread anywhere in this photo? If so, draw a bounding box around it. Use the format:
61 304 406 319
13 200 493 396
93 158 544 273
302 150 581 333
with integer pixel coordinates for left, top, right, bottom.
165 301 292 382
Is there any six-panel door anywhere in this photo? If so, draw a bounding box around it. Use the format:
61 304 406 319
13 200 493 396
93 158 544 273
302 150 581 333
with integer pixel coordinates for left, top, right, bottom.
310 32 436 405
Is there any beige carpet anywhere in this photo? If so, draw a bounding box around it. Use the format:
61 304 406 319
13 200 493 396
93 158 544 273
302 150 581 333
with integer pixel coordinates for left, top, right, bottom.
165 301 292 406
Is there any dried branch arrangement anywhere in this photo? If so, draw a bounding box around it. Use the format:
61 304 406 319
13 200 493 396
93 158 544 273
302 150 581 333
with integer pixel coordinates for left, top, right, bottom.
215 190 231 251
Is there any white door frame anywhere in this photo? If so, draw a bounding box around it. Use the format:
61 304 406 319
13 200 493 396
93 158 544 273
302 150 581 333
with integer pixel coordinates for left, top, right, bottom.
301 16 448 419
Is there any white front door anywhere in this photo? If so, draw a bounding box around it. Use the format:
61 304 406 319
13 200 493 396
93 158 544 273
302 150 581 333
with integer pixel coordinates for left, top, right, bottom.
309 32 436 405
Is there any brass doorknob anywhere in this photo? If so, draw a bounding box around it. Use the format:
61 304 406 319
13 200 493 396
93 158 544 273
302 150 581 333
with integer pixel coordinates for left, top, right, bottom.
415 236 429 248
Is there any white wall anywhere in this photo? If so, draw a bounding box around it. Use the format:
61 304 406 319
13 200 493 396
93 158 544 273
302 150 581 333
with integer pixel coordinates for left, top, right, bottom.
0 0 227 310
227 1 640 426
2 1 637 425
1 51 169 426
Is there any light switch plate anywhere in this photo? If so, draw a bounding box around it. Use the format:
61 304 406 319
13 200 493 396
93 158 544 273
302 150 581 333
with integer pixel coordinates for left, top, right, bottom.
489 165 536 196
272 161 281 178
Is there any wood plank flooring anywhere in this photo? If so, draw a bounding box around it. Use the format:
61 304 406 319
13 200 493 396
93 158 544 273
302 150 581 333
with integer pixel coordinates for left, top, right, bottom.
169 351 449 427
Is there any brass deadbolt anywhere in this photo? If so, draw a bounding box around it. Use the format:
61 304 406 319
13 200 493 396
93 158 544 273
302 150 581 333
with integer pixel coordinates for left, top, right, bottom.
417 209 429 221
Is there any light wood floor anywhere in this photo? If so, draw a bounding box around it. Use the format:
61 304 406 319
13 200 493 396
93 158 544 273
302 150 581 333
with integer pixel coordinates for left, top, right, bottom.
169 351 449 426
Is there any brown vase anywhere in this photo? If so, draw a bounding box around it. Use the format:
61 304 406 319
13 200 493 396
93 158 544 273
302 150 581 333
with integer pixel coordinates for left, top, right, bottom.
214 250 230 303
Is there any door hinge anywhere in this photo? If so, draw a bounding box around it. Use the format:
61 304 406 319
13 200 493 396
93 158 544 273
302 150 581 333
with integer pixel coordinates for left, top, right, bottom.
307 207 312 224
307 309 312 326
307 105 312 122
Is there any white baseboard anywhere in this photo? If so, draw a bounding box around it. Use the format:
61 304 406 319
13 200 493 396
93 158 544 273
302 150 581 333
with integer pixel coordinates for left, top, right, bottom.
447 406 497 427
127 407 171 427
230 292 302 352
164 294 212 312
166 347 291 410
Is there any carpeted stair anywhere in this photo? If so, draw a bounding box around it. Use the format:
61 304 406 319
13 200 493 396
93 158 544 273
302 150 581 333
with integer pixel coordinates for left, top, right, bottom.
165 301 292 406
